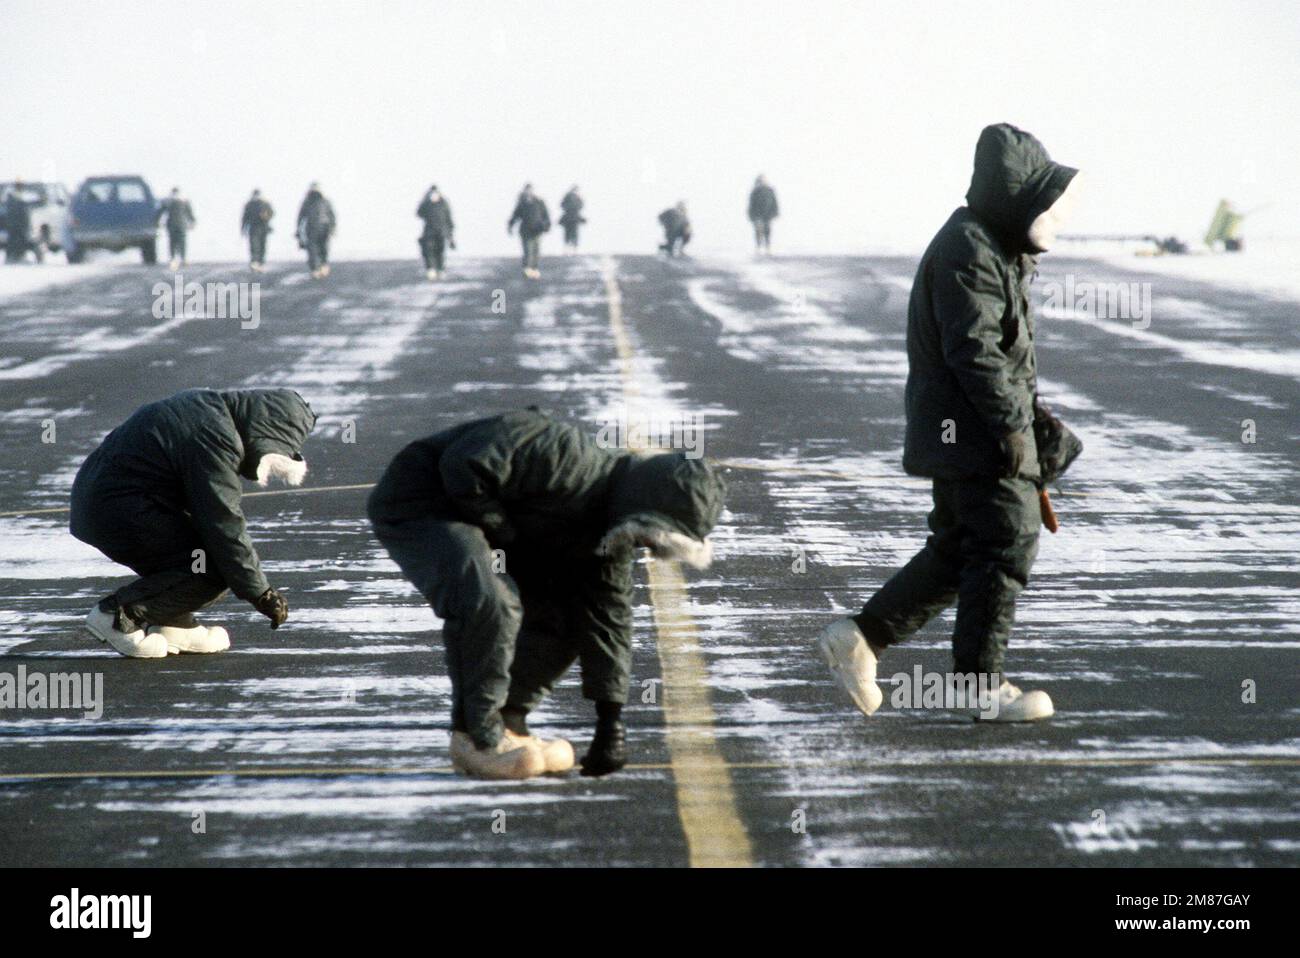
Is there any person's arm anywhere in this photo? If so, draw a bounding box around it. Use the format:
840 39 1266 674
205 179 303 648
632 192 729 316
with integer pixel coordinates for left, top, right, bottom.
931 254 1033 439
179 434 271 602
241 204 251 235
570 555 635 677
507 199 522 232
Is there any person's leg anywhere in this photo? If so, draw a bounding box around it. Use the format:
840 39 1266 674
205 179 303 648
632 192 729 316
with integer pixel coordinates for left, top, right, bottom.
307 235 320 271
432 234 446 272
419 235 433 269
373 516 522 749
950 477 1040 677
506 597 579 715
113 569 229 631
856 479 964 650
318 231 330 266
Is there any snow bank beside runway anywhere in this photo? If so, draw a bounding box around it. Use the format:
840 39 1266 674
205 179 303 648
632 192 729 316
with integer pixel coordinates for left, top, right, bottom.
1092 237 1300 302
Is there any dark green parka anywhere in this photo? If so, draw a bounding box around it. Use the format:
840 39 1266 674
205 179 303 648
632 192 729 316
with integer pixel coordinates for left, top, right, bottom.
70 389 317 600
367 409 726 648
902 123 1076 480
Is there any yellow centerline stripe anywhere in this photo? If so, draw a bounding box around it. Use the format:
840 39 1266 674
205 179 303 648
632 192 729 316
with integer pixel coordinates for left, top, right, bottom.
602 256 755 868
2 755 1293 785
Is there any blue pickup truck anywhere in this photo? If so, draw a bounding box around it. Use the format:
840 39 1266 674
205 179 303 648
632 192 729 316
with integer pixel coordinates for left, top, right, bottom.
67 175 160 263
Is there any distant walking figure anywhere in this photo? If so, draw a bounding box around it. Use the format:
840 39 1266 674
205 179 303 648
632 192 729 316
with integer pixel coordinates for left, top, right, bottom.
507 183 550 279
240 189 273 272
156 188 195 271
748 175 779 254
296 182 336 279
559 185 585 250
416 185 455 280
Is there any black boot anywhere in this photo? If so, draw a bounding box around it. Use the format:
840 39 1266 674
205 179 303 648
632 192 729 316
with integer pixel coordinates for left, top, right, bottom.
580 702 627 777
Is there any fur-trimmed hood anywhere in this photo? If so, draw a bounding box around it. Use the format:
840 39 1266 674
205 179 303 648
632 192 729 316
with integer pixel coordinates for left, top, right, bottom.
221 388 317 483
966 123 1078 253
599 451 725 568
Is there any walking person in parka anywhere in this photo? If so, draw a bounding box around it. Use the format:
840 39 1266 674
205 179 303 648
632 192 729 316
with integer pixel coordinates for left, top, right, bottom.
296 182 336 278
747 175 779 254
506 183 550 279
416 184 455 280
817 123 1084 723
240 189 274 272
367 409 726 780
156 187 196 272
559 185 585 251
70 389 317 658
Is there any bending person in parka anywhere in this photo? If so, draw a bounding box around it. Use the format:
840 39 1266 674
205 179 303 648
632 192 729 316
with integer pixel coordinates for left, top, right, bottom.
70 389 317 659
367 410 725 780
817 123 1083 723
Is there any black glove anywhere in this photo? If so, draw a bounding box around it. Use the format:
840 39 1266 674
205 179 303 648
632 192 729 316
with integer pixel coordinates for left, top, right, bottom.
1032 398 1084 485
998 431 1029 479
254 587 289 629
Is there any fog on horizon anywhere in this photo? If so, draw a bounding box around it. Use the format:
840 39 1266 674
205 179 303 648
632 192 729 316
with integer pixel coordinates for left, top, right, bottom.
6 0 1299 261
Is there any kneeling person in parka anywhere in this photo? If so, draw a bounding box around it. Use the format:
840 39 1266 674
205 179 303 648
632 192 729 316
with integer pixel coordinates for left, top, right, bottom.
367 410 725 780
70 389 317 658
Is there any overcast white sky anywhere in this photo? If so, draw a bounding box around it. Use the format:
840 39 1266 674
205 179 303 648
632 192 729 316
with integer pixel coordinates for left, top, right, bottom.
7 0 1299 259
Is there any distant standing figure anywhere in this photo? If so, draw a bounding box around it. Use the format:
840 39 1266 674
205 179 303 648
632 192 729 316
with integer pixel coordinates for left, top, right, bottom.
240 189 274 272
748 175 779 254
658 201 691 257
157 188 196 271
559 185 585 250
507 183 550 279
416 185 455 280
296 182 336 278
4 181 32 264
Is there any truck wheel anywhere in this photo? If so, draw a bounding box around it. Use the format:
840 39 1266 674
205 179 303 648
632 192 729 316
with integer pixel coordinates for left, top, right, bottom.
141 241 157 264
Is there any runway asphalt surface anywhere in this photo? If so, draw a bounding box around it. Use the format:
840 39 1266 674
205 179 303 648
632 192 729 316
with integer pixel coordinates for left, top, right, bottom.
0 252 1296 866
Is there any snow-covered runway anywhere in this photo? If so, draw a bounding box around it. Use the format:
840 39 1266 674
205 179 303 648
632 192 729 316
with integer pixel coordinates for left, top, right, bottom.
0 254 1296 865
